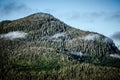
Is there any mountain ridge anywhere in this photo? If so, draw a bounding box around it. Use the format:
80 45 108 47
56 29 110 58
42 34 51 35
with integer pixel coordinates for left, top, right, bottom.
0 12 120 80
0 12 119 54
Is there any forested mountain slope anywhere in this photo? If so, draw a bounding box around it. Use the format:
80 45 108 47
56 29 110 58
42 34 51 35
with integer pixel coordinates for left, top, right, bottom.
0 12 120 80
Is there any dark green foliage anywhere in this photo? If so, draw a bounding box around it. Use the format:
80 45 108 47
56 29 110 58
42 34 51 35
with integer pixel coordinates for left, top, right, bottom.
13 58 61 71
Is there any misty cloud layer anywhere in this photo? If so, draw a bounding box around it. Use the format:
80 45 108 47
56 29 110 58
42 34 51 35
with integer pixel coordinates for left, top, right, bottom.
68 51 87 57
0 31 27 40
50 33 66 39
110 54 120 59
43 32 67 40
79 34 113 44
83 34 100 41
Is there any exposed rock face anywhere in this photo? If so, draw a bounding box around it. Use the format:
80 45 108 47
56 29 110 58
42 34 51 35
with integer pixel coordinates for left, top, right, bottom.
0 12 119 60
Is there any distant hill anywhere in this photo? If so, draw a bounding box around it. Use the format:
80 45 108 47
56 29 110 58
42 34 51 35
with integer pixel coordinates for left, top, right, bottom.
0 12 120 80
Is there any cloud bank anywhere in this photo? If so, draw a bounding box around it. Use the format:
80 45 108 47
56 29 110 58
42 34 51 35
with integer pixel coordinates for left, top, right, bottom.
69 51 87 57
110 54 120 59
83 34 100 41
50 33 66 39
0 31 27 40
43 32 67 40
79 34 113 44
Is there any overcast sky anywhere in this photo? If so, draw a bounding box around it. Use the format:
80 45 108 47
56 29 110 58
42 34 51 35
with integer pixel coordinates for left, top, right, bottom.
0 0 120 45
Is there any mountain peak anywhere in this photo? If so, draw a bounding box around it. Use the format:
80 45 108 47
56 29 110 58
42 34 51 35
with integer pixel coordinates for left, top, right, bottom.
27 12 55 20
30 12 52 16
0 12 119 58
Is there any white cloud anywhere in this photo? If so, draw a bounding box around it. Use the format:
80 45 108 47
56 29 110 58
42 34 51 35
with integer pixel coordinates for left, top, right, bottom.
110 54 120 59
83 34 100 41
69 51 83 56
69 51 87 57
0 31 27 40
50 32 66 39
42 32 67 40
80 34 114 44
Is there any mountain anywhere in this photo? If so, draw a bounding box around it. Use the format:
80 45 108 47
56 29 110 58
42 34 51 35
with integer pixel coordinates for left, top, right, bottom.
0 12 120 80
